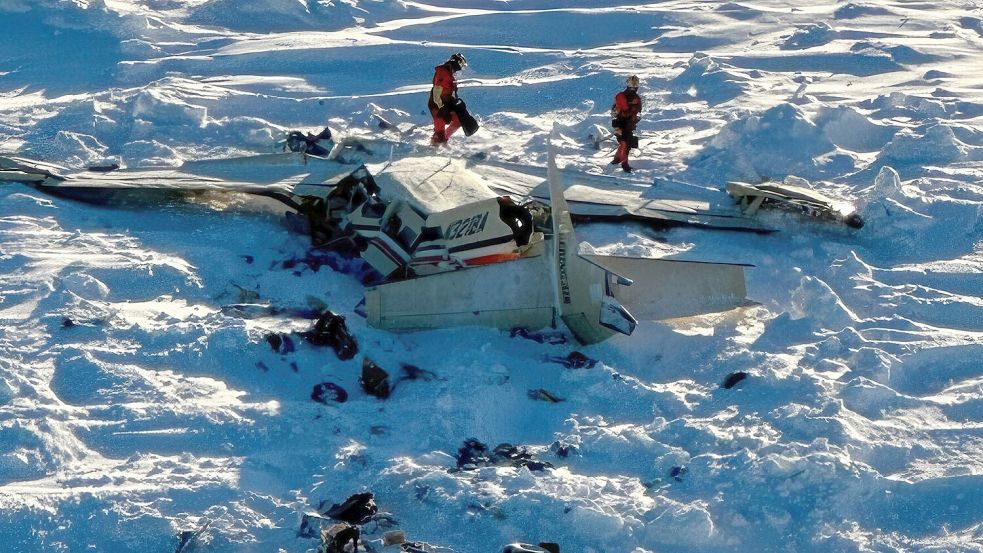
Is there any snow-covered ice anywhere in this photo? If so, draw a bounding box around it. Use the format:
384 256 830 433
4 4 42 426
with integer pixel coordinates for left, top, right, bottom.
1 1 982 552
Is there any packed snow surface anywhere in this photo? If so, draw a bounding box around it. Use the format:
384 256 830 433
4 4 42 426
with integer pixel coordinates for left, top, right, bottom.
2 1 983 552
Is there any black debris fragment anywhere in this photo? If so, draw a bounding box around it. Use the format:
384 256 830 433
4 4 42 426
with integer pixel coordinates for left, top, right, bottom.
321 492 378 525
547 351 597 369
503 543 558 553
722 371 749 389
265 333 295 354
510 328 568 345
360 358 391 399
454 439 554 472
300 311 358 360
61 317 75 328
311 382 348 404
321 522 359 553
527 388 564 403
399 363 439 382
670 465 689 481
455 438 490 469
86 162 119 173
402 541 456 553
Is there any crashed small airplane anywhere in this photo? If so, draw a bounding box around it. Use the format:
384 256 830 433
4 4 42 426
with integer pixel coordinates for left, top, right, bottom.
0 133 754 344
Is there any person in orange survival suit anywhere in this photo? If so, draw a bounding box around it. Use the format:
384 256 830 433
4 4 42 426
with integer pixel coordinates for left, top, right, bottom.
428 53 467 146
610 75 643 173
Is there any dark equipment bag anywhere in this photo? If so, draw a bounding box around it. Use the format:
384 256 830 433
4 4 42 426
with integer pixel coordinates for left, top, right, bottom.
452 99 480 136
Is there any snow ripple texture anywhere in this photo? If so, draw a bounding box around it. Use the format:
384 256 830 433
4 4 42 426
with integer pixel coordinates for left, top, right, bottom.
1 1 982 552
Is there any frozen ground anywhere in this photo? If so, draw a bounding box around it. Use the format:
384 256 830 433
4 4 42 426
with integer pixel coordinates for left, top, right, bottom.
1 1 982 551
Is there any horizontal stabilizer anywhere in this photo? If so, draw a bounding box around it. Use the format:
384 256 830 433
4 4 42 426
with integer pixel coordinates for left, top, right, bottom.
582 254 751 321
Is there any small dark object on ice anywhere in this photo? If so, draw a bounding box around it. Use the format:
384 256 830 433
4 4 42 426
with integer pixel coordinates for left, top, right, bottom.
265 333 295 354
547 351 597 369
311 382 348 404
402 541 456 553
670 465 689 481
502 544 559 553
844 212 865 229
300 311 358 360
321 522 360 553
493 443 553 471
87 162 119 173
527 388 564 403
722 371 749 389
322 492 377 525
510 327 568 345
455 439 554 472
284 126 333 156
399 363 439 382
456 438 490 469
61 317 75 328
360 358 391 399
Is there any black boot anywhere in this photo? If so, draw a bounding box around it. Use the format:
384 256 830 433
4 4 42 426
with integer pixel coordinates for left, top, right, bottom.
621 162 632 173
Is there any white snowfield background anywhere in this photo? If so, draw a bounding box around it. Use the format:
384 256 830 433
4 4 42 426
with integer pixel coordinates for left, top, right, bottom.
1 1 982 551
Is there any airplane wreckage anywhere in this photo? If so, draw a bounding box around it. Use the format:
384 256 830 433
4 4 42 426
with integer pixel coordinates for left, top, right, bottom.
0 133 765 344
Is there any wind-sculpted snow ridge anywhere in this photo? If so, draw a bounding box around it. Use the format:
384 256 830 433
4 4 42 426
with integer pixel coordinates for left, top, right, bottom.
2 0 983 552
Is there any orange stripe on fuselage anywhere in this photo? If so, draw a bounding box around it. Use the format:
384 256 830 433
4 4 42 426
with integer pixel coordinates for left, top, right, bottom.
464 253 521 266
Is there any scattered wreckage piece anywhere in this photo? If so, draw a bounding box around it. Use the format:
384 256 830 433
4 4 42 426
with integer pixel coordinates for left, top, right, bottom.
503 544 560 553
726 180 864 228
321 492 378 525
454 439 554 472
